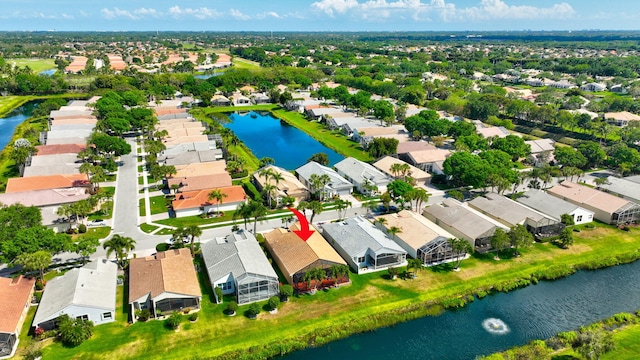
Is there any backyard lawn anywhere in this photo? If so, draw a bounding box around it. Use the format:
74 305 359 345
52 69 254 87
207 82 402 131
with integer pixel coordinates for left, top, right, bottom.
36 224 640 359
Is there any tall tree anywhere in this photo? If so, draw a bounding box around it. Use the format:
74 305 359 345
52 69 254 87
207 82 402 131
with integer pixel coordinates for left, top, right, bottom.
103 234 136 270
14 250 52 283
490 228 510 260
448 238 474 270
509 224 533 257
208 189 228 215
184 225 202 256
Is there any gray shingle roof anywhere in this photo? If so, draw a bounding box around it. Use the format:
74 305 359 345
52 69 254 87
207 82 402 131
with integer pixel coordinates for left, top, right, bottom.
296 161 353 191
424 199 500 240
334 157 390 186
322 216 406 257
516 189 586 221
33 260 117 326
598 177 640 203
469 193 551 226
201 230 277 283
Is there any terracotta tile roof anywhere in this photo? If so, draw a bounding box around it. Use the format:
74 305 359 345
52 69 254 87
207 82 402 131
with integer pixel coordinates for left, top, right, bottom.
163 135 209 147
548 181 632 214
154 108 187 116
6 174 89 193
128 248 201 302
0 187 90 207
397 141 436 154
172 186 247 210
167 174 232 192
35 143 86 156
263 223 345 284
50 117 98 125
173 161 228 178
0 276 35 333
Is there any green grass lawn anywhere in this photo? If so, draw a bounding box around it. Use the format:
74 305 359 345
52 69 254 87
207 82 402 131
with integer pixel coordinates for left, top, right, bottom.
34 224 640 360
74 226 111 240
9 58 56 73
602 323 640 359
139 223 159 233
148 195 170 215
232 57 261 69
137 176 145 185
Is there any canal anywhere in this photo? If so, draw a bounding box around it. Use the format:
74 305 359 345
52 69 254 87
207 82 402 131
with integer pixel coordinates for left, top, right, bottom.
284 260 640 359
0 101 38 151
222 111 344 169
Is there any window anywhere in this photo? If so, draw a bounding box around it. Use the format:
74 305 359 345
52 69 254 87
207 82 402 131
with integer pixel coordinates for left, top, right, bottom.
218 282 233 291
76 315 89 321
576 215 582 222
356 256 365 264
102 312 113 320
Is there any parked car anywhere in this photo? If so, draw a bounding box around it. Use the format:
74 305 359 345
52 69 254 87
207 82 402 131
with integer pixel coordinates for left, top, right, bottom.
87 219 106 227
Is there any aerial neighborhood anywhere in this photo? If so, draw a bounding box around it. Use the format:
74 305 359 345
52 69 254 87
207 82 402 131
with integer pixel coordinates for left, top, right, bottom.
0 30 639 360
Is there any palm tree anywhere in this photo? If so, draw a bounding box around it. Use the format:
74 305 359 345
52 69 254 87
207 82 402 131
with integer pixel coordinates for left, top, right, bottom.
387 226 402 242
103 234 136 270
171 226 187 248
207 189 228 215
307 200 323 224
56 204 73 231
412 188 430 213
309 173 331 201
406 258 423 278
248 200 268 234
448 238 473 271
262 183 277 208
15 250 52 283
334 198 352 220
184 225 202 256
234 202 252 230
389 163 403 178
375 217 387 227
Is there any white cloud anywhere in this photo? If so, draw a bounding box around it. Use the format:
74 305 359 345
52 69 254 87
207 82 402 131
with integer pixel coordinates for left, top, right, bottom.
168 6 222 19
310 0 574 22
101 8 137 20
134 8 160 18
229 9 251 20
311 0 359 17
255 11 282 20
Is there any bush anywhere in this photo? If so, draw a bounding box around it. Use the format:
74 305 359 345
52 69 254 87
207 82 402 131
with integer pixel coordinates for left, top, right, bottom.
164 312 182 330
78 224 87 233
33 291 43 303
280 284 294 301
557 331 578 346
227 301 238 315
268 296 280 310
247 303 261 318
57 314 93 347
135 309 151 322
188 312 199 322
155 243 169 252
214 287 223 303
35 279 45 291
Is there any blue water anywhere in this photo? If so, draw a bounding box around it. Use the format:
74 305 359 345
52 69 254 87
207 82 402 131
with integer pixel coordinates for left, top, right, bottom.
223 111 344 170
285 260 640 360
39 69 57 76
0 102 37 151
194 73 222 79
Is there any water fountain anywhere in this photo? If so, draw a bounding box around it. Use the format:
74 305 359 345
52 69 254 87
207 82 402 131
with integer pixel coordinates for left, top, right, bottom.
482 318 510 335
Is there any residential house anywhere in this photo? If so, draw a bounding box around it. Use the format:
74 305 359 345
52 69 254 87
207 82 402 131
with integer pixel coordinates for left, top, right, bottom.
5 174 89 193
376 210 456 266
610 84 627 94
34 143 86 156
580 82 607 92
476 126 511 139
322 216 407 274
162 150 223 166
547 181 640 224
423 198 509 252
372 156 432 186
605 111 640 127
171 161 228 177
33 260 117 331
263 223 348 291
201 230 279 305
400 148 451 174
211 95 231 106
468 193 563 237
0 276 35 358
252 165 310 206
596 176 640 205
516 189 594 225
231 94 251 106
129 248 202 321
171 185 247 217
167 174 233 193
334 157 392 196
525 138 556 167
295 161 353 199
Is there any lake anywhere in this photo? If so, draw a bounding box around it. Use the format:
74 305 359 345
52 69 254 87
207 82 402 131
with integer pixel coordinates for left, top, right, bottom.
284 260 640 359
0 101 38 151
222 111 344 170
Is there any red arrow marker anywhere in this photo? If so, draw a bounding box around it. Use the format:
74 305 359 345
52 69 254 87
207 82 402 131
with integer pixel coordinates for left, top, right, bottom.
288 207 315 241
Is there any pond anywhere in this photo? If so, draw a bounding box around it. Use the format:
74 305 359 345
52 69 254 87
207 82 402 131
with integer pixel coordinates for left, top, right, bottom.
0 101 38 151
222 111 344 170
284 259 640 360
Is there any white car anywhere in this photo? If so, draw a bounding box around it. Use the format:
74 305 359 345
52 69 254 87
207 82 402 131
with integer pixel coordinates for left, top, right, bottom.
87 219 106 227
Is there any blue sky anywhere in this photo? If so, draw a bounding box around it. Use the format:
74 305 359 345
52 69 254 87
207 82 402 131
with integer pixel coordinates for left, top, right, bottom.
0 0 637 32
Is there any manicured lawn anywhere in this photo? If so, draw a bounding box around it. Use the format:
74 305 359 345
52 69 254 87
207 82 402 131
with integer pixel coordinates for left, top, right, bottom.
137 176 145 185
35 224 640 360
73 226 111 240
139 223 159 233
232 57 261 69
148 195 170 215
10 58 56 73
602 323 640 359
